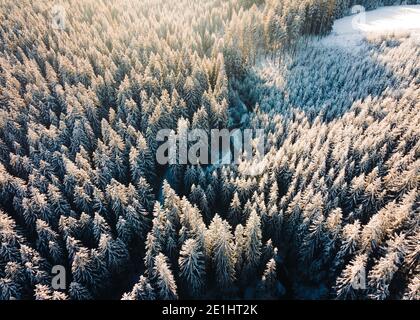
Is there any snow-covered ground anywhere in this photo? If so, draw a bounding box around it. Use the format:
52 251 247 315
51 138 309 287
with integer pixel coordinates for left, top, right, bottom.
322 5 420 47
257 5 420 71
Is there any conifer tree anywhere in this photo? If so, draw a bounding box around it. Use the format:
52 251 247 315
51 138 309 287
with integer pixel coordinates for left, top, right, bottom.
229 192 242 225
153 253 178 300
178 238 206 296
244 209 262 272
335 254 368 299
122 276 156 300
207 215 236 289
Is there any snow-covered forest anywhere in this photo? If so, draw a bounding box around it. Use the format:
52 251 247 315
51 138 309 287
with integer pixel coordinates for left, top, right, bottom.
0 0 418 300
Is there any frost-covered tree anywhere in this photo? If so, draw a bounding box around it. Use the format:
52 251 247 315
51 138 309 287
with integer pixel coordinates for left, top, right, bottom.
0 0 418 301
153 253 178 300
69 282 93 300
207 215 236 289
178 239 206 296
335 254 368 299
229 192 242 225
122 276 155 300
244 209 263 272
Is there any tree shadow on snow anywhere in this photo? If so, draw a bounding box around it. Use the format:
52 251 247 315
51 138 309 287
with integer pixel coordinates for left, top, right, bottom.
234 38 401 123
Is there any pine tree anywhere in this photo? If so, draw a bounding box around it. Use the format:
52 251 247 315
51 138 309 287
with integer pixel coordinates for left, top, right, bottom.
153 253 178 300
403 276 420 300
244 209 262 272
0 0 418 301
335 253 368 299
98 234 129 272
122 275 156 300
137 177 154 212
178 238 205 296
92 212 111 245
229 192 242 225
207 215 236 289
71 248 95 287
368 234 406 300
190 184 210 221
69 282 93 300
234 224 246 276
0 278 19 300
144 232 162 276
259 258 278 298
35 219 60 259
335 220 361 264
34 284 68 300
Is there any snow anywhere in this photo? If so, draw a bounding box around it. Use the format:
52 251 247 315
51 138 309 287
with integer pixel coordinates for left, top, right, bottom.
257 5 420 72
322 5 420 47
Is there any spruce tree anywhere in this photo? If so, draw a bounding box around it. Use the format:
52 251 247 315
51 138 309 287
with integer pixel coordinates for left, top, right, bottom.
178 238 206 296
